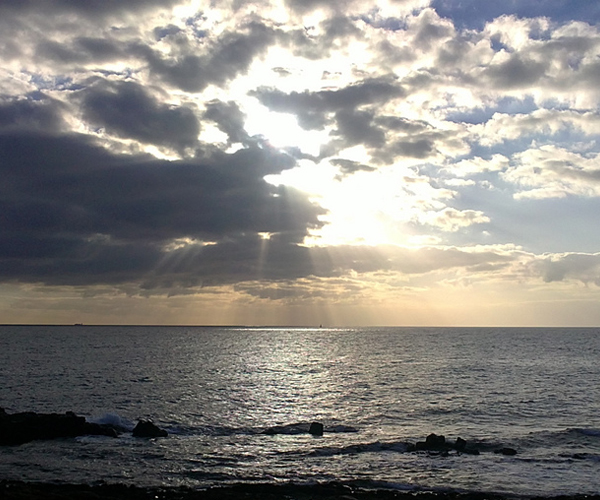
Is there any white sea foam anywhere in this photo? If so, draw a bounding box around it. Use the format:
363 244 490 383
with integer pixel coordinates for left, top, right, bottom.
88 412 135 432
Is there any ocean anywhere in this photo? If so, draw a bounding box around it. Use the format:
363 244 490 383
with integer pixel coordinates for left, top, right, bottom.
1 326 599 497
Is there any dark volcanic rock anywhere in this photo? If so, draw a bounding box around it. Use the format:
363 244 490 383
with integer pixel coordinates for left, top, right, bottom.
309 422 324 436
0 408 117 446
411 433 479 455
132 420 168 438
261 422 322 436
427 433 446 447
415 433 446 451
455 437 467 451
494 447 517 456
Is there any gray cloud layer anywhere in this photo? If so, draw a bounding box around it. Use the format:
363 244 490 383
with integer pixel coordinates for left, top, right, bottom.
1 0 599 300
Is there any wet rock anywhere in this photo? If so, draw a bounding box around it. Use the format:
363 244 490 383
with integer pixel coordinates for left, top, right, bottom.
426 433 446 447
0 409 117 446
455 437 467 451
132 420 168 438
411 433 479 455
494 447 517 456
415 433 445 451
261 423 304 435
261 422 328 436
309 422 324 436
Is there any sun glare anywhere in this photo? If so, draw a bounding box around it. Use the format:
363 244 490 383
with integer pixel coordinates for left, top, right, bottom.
244 103 328 156
266 161 426 247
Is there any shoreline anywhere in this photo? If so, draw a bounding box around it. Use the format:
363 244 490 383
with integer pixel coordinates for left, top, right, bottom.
2 480 599 500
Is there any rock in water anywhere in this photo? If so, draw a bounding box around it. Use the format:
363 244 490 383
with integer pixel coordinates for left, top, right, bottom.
309 422 324 436
455 437 467 451
426 433 446 447
494 447 517 456
411 433 479 455
0 408 117 445
132 420 168 438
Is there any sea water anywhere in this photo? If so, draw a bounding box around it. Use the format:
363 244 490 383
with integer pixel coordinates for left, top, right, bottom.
1 326 599 496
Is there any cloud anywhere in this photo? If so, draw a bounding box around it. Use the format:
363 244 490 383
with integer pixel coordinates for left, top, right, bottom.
447 155 509 177
477 16 600 105
334 108 386 148
0 96 66 133
472 109 600 148
502 146 600 199
0 0 181 18
251 76 404 130
79 80 200 151
0 124 327 287
203 100 250 145
36 37 125 65
330 158 377 178
533 252 600 285
482 53 549 90
138 20 277 92
418 207 491 232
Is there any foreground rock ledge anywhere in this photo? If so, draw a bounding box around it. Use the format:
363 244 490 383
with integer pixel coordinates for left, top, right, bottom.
1 481 599 500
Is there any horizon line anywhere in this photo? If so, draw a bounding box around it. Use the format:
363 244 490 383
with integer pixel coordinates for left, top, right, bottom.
0 324 598 329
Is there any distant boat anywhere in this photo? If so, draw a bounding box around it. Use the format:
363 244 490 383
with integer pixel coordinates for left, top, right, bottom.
73 323 84 326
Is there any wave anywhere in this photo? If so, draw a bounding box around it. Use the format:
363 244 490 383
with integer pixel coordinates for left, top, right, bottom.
307 440 411 457
87 413 135 432
570 427 600 438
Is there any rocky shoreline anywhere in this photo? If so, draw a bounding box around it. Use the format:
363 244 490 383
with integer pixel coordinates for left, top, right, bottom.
1 409 586 499
0 408 168 445
2 480 600 500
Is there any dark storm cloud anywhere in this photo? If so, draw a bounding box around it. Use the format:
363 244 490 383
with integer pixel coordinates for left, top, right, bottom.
251 76 404 130
253 76 452 164
375 116 431 133
0 123 326 287
0 120 515 290
0 232 321 289
370 116 445 163
431 0 600 30
382 136 440 161
330 159 377 178
203 100 249 145
37 37 124 65
0 0 181 18
332 109 386 148
142 233 324 290
80 80 200 150
0 97 65 133
0 133 315 241
137 21 276 92
329 114 445 165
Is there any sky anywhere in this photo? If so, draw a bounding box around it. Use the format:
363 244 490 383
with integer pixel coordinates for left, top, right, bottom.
1 0 600 327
